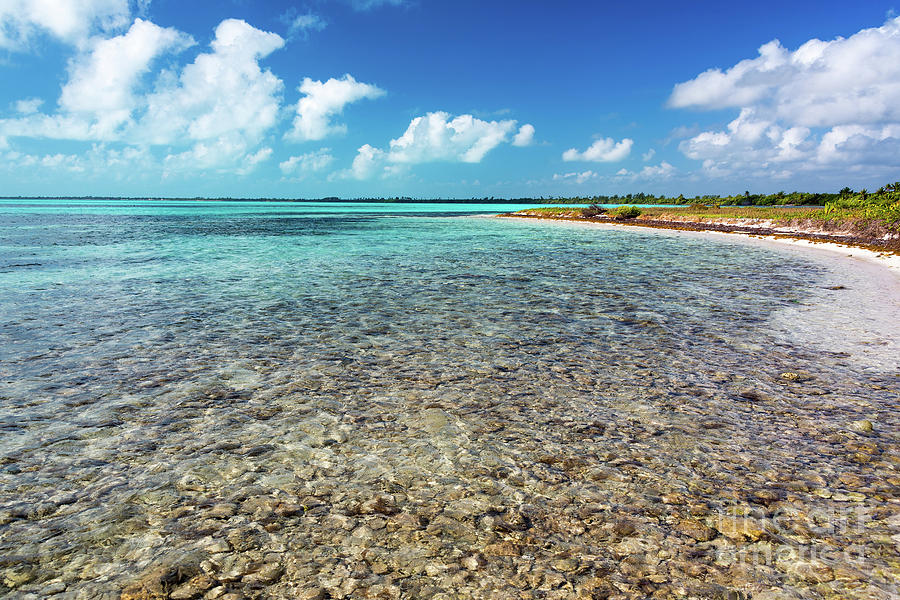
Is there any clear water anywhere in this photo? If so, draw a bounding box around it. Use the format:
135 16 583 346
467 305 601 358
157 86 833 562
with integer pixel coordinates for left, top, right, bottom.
0 200 897 599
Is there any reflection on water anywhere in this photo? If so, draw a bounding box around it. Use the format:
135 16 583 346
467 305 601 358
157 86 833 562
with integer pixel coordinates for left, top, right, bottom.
0 202 897 599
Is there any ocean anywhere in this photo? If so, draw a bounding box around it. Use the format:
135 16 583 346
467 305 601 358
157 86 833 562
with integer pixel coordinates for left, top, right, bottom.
0 200 897 599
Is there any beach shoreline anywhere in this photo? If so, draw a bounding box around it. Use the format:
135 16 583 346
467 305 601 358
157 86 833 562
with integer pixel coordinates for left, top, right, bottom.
498 212 900 272
4 204 900 599
499 211 900 257
498 212 900 371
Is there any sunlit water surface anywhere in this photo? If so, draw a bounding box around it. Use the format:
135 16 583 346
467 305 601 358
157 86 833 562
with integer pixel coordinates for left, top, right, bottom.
0 200 897 599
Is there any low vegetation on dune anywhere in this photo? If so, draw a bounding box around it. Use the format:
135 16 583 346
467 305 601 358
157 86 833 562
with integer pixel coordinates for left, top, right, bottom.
507 182 900 251
612 205 642 219
821 188 900 225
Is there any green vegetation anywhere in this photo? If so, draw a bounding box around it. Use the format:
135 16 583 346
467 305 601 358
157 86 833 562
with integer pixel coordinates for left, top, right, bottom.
510 183 900 252
639 205 821 220
515 183 900 233
511 182 900 207
822 185 900 223
508 190 835 206
613 205 642 219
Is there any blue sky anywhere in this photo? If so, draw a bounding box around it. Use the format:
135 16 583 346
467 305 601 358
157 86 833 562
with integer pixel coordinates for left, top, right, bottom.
1 0 898 198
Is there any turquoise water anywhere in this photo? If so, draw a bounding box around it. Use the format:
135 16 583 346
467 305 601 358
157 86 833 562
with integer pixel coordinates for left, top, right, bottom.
0 200 897 599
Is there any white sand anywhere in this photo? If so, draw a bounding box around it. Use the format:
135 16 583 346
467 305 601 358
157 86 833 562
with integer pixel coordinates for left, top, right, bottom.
696 230 900 372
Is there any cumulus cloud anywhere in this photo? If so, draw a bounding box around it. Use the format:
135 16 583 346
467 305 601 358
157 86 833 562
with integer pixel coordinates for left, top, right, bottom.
0 0 131 49
553 170 596 184
0 19 193 141
139 19 284 147
15 98 43 114
285 12 326 39
343 112 529 179
562 137 633 162
389 112 518 163
613 161 677 181
670 19 900 127
1 18 288 175
669 40 789 111
286 75 384 142
814 124 900 167
162 138 273 175
642 148 655 161
1 18 281 146
2 143 154 177
347 143 385 179
237 147 274 175
639 161 676 179
279 148 335 175
512 123 535 147
349 0 406 10
60 19 193 138
670 17 900 177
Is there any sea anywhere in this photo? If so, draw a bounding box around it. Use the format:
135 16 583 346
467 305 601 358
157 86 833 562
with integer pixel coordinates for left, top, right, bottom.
0 199 897 599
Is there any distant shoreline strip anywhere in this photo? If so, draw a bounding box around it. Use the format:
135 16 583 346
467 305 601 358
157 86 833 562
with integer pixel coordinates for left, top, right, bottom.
498 213 900 256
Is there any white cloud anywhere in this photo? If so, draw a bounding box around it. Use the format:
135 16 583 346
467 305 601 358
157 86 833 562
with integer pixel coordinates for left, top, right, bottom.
642 148 655 161
670 19 900 127
140 19 284 148
669 40 789 111
639 161 676 179
671 17 900 177
237 147 273 175
135 0 151 18
14 98 43 114
388 112 518 164
512 123 535 147
553 170 596 184
2 18 285 174
347 143 385 179
285 74 384 142
349 0 406 10
280 148 335 175
59 19 193 138
344 111 527 179
0 0 130 49
613 161 676 181
815 124 900 167
1 114 76 139
2 137 277 182
163 137 273 175
0 18 293 176
287 13 326 38
562 137 633 162
0 18 193 142
2 143 154 176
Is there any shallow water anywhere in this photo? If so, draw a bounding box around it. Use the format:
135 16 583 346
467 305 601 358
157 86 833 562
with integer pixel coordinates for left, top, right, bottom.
0 201 897 599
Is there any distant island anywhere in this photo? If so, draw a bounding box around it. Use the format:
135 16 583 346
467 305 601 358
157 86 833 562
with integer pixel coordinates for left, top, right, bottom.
2 183 897 206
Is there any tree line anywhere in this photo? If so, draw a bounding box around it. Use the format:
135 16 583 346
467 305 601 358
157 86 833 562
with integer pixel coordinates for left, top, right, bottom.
3 182 898 205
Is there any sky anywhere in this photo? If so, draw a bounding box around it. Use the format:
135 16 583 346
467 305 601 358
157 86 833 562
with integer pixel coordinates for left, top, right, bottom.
1 0 899 198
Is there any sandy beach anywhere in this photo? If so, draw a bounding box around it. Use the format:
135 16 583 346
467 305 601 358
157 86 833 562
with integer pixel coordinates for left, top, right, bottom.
498 213 900 276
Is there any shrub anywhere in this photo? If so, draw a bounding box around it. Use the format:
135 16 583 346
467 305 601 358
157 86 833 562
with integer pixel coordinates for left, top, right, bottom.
823 190 900 225
613 205 642 219
581 203 607 218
